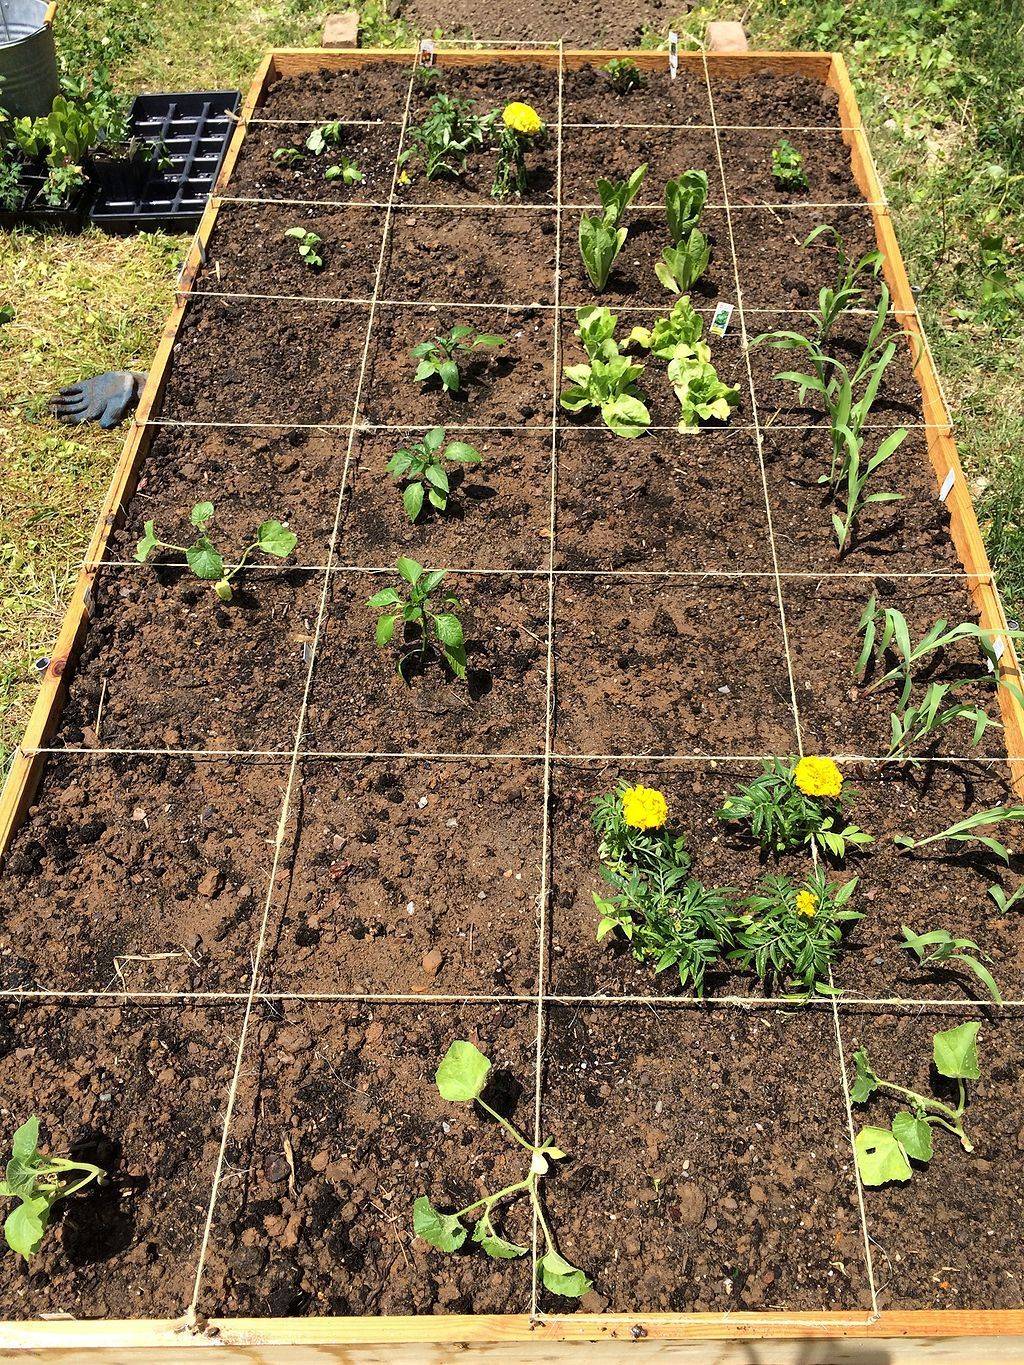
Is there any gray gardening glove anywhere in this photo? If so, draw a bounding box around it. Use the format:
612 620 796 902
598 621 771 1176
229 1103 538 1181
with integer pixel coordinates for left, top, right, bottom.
51 371 148 429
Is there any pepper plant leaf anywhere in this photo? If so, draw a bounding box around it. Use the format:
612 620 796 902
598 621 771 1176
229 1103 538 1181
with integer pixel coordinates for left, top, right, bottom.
435 1040 491 1101
854 1125 912 1186
933 1021 981 1080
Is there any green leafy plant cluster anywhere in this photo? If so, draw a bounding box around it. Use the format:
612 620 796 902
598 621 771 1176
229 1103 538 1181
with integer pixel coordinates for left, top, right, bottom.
284 226 323 269
0 1117 106 1259
273 123 364 183
559 306 651 439
771 137 808 190
603 58 644 95
667 341 739 432
402 92 493 181
412 325 505 395
367 556 467 679
387 426 482 522
718 757 873 859
578 163 647 290
135 502 297 602
656 170 710 295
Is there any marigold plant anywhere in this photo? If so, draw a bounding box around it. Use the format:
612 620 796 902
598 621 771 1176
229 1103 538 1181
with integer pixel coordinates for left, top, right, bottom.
718 757 871 859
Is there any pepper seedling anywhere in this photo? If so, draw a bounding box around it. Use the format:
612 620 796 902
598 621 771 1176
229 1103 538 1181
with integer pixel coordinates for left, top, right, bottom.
414 1041 591 1298
284 226 323 269
135 502 298 602
411 326 505 395
325 158 364 184
850 1022 982 1185
772 138 808 190
387 426 482 521
0 1117 106 1259
367 557 467 679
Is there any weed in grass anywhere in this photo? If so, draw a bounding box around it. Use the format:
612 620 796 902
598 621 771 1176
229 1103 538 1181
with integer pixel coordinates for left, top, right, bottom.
0 1117 106 1259
367 557 467 679
135 502 297 601
387 427 482 521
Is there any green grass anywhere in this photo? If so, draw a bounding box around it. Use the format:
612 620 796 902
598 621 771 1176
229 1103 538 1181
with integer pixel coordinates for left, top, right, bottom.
1 0 1022 765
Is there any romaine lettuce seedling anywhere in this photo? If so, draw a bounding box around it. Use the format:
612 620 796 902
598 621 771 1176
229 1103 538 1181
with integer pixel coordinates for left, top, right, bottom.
772 138 808 190
850 1022 981 1185
284 226 323 269
414 1041 591 1299
0 1117 106 1259
578 212 627 290
665 170 708 242
597 163 647 227
135 502 297 602
560 305 651 438
656 229 710 295
627 295 703 357
387 427 482 521
667 341 738 431
412 326 505 395
367 557 467 678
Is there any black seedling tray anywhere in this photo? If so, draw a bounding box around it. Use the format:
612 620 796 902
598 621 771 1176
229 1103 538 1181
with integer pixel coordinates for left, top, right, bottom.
89 90 241 234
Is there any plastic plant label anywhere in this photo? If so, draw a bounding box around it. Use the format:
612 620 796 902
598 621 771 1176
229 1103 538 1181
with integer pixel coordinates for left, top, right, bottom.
669 31 679 80
710 302 734 337
420 38 435 66
939 468 956 502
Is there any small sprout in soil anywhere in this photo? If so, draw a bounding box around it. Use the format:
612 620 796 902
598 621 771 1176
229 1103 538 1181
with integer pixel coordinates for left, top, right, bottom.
402 92 493 181
135 502 297 602
831 427 907 553
900 926 1003 1004
988 879 1024 914
560 305 651 439
729 870 860 996
414 1040 591 1299
885 682 1000 762
665 169 708 242
603 57 644 95
411 325 505 395
804 223 884 341
893 803 1024 861
597 162 647 227
1 1116 106 1259
771 137 808 190
272 145 305 167
627 294 703 357
387 426 482 521
667 340 739 432
850 1021 981 1186
324 158 364 184
367 557 467 679
284 226 323 269
578 211 627 290
719 755 873 860
305 121 344 155
655 228 711 296
492 102 545 200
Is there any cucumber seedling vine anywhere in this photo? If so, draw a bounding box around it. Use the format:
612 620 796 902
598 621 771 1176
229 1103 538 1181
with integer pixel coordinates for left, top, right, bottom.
0 1117 106 1259
136 502 298 602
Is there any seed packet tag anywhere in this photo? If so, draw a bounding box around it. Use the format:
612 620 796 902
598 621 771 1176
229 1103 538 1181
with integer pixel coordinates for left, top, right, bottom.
985 636 1005 674
419 37 435 66
939 468 956 502
710 302 734 337
668 31 679 80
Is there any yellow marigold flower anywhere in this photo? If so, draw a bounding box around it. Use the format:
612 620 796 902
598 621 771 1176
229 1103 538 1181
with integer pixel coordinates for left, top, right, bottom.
503 102 544 137
621 784 668 830
796 890 818 918
793 756 843 800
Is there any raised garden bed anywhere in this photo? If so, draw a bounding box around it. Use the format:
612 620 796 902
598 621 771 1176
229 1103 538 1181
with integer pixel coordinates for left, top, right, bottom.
1 45 1024 1361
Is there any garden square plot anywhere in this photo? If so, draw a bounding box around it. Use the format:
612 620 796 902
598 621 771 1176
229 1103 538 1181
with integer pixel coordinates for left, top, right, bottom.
782 575 1005 758
260 758 544 996
379 206 557 307
254 63 413 122
729 205 884 311
360 304 554 430
198 1000 538 1317
552 576 797 756
304 571 550 756
560 62 712 126
547 761 809 998
538 1004 871 1312
559 127 719 206
553 429 772 573
762 429 961 575
0 1001 242 1319
828 762 1024 1002
159 296 370 427
718 130 862 206
408 61 561 122
226 121 402 203
0 753 288 994
199 202 387 302
839 1009 1024 1309
109 427 344 570
708 70 845 129
558 207 734 309
338 429 552 572
54 567 320 753
395 129 558 209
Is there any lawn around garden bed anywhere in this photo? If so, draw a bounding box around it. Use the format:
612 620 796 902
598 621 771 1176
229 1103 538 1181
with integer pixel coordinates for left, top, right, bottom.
0 49 1023 1343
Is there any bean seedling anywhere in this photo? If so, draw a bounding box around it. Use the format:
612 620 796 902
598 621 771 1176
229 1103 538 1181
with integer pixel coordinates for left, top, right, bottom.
655 229 711 295
284 226 323 269
135 502 297 602
719 755 872 859
729 870 860 996
272 145 305 167
771 138 808 190
0 1117 106 1259
560 306 651 438
324 158 364 184
900 926 1002 1004
387 426 482 521
665 170 708 242
850 1022 981 1185
305 121 344 154
411 326 505 395
367 557 467 679
603 57 644 95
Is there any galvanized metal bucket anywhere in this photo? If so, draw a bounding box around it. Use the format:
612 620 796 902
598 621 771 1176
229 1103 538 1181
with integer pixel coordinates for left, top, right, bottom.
0 0 59 118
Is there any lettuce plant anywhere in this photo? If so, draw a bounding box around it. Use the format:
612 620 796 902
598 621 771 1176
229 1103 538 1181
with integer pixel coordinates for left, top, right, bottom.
136 502 297 602
387 426 481 521
667 341 739 431
627 294 703 357
414 1041 590 1298
559 306 651 438
665 170 708 241
578 212 626 290
0 1117 106 1259
596 163 647 226
655 228 710 295
367 556 466 679
603 57 644 94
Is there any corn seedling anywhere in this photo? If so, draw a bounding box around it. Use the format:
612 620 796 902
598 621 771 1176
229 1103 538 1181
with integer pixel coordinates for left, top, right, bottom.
1 1117 106 1259
135 502 297 602
560 306 651 438
578 211 627 290
402 93 493 180
597 163 647 226
411 326 505 394
603 57 644 94
893 804 1024 860
283 226 323 269
667 341 739 432
831 427 907 553
885 682 1000 761
367 557 467 679
665 170 708 242
324 158 364 184
988 880 1024 914
729 870 860 996
719 756 872 859
900 926 1002 1004
655 228 710 295
414 1041 590 1297
804 223 884 341
771 138 808 190
627 294 703 357
387 427 482 521
850 1022 980 1185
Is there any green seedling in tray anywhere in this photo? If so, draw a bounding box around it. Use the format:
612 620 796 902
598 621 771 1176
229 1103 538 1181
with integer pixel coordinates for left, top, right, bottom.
135 502 297 602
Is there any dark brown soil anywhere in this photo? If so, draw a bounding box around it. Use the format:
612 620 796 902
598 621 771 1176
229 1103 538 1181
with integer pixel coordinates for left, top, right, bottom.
711 71 843 129
730 204 884 310
227 122 402 203
263 759 544 994
408 62 561 119
0 754 286 992
304 572 549 755
561 62 712 126
540 1005 872 1311
782 575 1005 758
552 576 798 755
254 63 413 122
0 1002 239 1318
338 429 552 571
841 1010 1024 1309
721 130 862 206
199 1001 538 1315
55 567 318 753
560 126 719 204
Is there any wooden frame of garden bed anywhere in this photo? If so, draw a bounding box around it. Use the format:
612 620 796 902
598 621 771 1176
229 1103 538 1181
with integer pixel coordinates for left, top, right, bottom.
1 45 1023 1362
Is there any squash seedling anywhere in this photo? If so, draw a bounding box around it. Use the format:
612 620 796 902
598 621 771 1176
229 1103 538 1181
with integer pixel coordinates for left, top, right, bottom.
387 427 482 521
284 226 323 269
412 326 505 395
850 1022 981 1185
603 57 644 95
135 502 297 602
560 305 651 438
1 1117 106 1259
771 138 808 190
414 1041 590 1298
719 755 872 859
367 557 467 679
899 926 1003 1004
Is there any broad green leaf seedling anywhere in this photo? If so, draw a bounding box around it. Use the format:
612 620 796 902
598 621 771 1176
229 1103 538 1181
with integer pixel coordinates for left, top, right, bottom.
719 755 872 860
284 226 323 269
667 341 739 431
387 427 482 521
771 138 808 190
414 1041 590 1298
412 326 505 394
577 165 647 290
135 503 297 602
324 158 364 184
0 1117 106 1259
597 163 647 226
900 926 1003 1004
603 57 644 94
627 294 703 357
367 557 467 679
656 229 710 296
560 306 651 438
665 170 708 242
